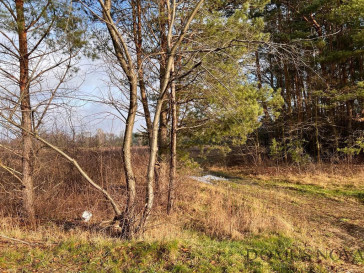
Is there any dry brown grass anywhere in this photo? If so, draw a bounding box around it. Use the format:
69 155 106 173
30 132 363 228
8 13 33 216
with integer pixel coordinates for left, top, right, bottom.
205 164 364 250
147 178 294 241
2 145 279 241
1 148 364 254
0 177 294 244
0 152 295 243
1 154 363 273
0 147 166 222
210 164 364 189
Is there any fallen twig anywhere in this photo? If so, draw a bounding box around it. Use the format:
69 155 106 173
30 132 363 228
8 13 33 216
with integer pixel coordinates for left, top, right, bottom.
0 234 32 245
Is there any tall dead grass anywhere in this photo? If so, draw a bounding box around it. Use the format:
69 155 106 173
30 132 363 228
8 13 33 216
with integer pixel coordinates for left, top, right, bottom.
0 147 167 222
0 146 295 241
137 177 294 242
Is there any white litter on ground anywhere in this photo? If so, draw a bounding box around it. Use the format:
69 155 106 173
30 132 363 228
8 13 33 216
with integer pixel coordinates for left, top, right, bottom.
82 211 93 222
189 175 228 185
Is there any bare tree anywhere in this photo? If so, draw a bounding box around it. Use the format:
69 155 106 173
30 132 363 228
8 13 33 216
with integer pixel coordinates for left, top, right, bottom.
0 0 121 225
77 0 205 238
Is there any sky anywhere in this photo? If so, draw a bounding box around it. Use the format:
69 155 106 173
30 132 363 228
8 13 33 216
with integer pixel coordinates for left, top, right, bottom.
0 1 146 139
67 57 146 136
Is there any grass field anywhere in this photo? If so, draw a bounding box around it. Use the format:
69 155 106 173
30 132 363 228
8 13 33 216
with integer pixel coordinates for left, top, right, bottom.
1 166 363 272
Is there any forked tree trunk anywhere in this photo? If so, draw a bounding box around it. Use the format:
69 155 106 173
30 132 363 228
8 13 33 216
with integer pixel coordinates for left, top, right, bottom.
16 0 36 226
99 0 205 237
139 0 205 233
101 0 139 239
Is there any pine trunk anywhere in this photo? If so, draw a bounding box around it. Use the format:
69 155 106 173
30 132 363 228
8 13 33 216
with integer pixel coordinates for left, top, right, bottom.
16 0 36 226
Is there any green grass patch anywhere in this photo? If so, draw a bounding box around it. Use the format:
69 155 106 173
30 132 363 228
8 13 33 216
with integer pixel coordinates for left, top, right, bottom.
0 234 342 272
268 181 364 203
210 170 364 203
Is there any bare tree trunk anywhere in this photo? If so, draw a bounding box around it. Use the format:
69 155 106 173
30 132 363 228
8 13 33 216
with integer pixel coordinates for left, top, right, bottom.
255 51 270 122
101 0 139 238
140 80 152 142
139 0 205 232
284 63 292 115
156 108 168 193
155 0 169 194
120 80 138 237
16 0 35 226
158 110 169 158
167 61 177 214
132 0 152 143
315 97 321 163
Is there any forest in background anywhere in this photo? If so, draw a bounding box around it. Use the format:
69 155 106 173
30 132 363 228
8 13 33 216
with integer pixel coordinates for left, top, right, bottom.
253 0 364 165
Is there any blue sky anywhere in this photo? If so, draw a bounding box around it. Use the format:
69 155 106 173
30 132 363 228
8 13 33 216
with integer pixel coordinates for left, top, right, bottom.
68 57 146 136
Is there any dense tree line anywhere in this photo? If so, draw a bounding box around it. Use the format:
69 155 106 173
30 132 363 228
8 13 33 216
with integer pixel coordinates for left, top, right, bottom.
253 0 364 163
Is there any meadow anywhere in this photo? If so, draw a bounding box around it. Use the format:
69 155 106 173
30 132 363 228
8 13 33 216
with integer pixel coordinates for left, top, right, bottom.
1 149 363 272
